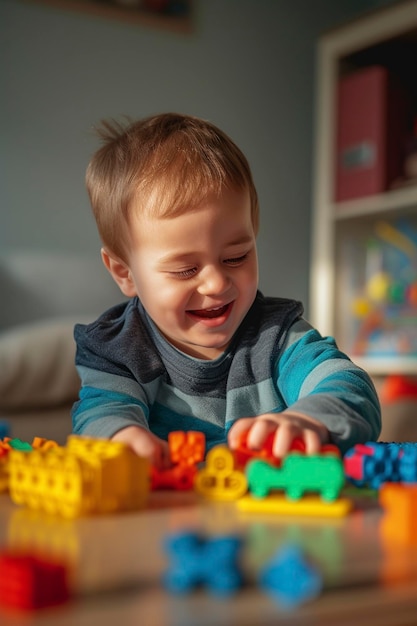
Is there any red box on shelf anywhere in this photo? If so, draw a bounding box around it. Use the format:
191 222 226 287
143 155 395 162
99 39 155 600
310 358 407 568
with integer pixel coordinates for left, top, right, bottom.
335 65 408 203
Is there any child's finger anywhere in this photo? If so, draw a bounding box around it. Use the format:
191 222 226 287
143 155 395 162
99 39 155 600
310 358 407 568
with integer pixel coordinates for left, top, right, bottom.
302 428 324 455
271 421 301 458
227 418 256 448
246 418 276 450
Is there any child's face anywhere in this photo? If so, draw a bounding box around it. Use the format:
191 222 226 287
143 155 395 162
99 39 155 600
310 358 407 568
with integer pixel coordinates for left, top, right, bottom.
111 186 258 359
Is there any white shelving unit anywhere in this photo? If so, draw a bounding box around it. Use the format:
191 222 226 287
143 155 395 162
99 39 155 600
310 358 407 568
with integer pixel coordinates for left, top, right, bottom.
310 0 417 375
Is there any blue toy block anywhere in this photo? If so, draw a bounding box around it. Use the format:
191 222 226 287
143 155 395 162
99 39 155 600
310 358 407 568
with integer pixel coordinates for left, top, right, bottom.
259 544 322 609
163 531 244 596
0 421 10 440
344 442 417 489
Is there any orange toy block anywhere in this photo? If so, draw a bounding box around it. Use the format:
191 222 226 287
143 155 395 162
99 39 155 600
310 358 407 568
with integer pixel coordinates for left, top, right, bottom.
168 431 205 467
379 483 417 546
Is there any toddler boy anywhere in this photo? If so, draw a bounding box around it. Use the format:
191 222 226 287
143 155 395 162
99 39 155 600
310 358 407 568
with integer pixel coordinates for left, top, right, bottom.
72 113 381 467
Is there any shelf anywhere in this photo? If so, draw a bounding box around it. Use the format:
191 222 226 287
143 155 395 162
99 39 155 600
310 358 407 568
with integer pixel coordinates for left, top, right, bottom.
20 0 194 33
333 184 417 221
352 355 417 376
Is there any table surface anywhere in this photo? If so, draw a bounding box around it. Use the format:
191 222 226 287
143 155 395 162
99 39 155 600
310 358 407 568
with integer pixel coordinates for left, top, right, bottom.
1 488 417 626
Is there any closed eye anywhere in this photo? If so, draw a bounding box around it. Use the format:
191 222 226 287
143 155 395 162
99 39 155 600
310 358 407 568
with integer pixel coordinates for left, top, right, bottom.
224 253 248 266
170 267 197 279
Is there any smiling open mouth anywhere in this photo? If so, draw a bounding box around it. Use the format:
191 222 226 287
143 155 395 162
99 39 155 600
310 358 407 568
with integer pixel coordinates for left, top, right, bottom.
188 304 231 319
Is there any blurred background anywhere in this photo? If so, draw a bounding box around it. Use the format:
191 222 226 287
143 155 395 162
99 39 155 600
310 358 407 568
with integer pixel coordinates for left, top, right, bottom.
0 0 400 311
2 0 414 445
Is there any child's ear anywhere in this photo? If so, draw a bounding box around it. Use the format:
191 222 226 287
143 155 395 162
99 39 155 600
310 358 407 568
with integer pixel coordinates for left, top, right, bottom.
101 248 137 297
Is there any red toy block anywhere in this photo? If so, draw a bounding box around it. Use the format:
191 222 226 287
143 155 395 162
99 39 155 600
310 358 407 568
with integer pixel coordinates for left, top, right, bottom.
233 430 340 469
0 552 69 610
168 431 205 467
151 464 197 491
233 431 280 468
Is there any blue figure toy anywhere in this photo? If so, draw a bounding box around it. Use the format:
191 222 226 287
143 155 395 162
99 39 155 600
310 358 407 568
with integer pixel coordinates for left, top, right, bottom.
259 544 322 609
163 531 244 596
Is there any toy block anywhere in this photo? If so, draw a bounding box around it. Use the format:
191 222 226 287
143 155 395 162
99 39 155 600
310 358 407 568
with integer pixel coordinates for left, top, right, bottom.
5 438 33 451
194 445 248 501
233 430 280 468
8 436 149 518
233 431 340 469
237 493 353 518
379 483 417 545
31 437 59 451
0 551 69 610
151 431 205 491
163 531 244 596
151 463 197 490
246 453 345 501
168 431 205 467
344 441 417 488
0 456 8 493
259 544 322 608
0 420 10 439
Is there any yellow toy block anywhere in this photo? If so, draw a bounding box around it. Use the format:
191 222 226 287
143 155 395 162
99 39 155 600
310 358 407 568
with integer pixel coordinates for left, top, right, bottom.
0 457 8 493
237 493 353 517
8 436 149 518
194 445 248 501
8 508 80 567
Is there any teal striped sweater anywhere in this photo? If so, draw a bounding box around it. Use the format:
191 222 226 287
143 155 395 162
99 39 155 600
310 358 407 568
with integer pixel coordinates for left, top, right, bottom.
72 291 381 453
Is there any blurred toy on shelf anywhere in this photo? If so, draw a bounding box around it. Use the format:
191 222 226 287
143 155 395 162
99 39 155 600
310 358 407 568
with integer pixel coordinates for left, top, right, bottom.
348 218 417 358
379 374 417 404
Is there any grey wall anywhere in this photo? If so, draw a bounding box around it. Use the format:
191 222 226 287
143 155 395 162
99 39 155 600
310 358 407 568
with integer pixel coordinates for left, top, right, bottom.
0 0 397 315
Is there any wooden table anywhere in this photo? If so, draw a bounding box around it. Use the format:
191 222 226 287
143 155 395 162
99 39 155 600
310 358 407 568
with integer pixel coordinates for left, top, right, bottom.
1 489 417 626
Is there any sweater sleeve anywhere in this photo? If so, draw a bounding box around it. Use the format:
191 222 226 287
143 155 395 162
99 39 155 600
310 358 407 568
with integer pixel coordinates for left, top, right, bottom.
275 320 381 453
71 309 155 439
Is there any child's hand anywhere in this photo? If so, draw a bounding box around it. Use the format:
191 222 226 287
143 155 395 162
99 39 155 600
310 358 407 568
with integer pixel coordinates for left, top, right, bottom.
228 412 329 459
111 425 170 469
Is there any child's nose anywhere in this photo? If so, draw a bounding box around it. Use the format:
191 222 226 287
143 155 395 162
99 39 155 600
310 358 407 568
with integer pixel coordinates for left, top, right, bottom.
198 265 230 295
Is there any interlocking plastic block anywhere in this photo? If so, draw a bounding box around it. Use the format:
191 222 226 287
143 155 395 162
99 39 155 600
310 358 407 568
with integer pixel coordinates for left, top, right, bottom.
8 436 149 518
0 551 69 610
237 493 352 517
151 431 205 491
194 445 248 501
379 483 417 545
5 438 33 452
163 531 244 596
246 453 345 501
151 463 197 490
31 437 59 451
259 544 322 608
0 420 10 439
168 431 205 467
0 456 8 493
344 441 417 488
233 431 281 468
233 430 340 469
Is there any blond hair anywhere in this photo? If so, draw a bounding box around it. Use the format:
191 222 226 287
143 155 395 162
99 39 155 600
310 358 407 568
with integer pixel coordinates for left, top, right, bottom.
86 113 259 260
